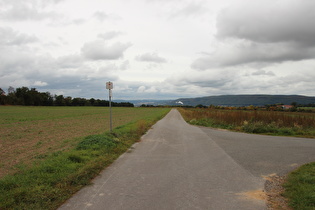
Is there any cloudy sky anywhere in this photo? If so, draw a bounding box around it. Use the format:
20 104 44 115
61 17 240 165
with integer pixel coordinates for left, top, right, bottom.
1 0 315 100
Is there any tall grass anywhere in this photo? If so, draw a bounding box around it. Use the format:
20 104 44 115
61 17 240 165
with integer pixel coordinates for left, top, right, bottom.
179 108 315 137
0 108 170 210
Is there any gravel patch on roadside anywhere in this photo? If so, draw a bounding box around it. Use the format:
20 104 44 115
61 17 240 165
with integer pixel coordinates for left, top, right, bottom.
265 174 292 210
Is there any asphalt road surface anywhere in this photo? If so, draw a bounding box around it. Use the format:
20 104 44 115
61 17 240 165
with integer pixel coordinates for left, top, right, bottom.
59 109 315 210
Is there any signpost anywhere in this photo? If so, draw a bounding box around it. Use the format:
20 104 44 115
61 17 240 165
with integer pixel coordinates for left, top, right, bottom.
106 82 113 132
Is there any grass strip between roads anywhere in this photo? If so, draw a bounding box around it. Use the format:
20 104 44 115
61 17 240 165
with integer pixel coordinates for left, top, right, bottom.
0 108 170 210
284 162 315 209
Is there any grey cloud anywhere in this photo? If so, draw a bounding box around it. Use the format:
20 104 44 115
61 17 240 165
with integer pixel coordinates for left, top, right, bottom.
0 49 119 98
0 0 61 21
0 46 35 76
192 0 315 70
217 0 315 46
169 1 208 18
119 60 130 70
0 27 39 45
192 40 315 70
98 31 123 40
56 54 84 69
98 60 129 72
251 70 275 76
135 52 167 63
81 40 132 60
72 19 86 25
93 11 109 22
165 66 315 97
169 69 233 89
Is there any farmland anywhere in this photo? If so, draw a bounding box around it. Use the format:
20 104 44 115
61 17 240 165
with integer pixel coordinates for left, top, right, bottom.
179 108 315 138
0 106 170 178
0 106 170 209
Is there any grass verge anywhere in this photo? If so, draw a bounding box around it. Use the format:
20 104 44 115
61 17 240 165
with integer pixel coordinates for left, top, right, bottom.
0 108 170 210
283 162 315 210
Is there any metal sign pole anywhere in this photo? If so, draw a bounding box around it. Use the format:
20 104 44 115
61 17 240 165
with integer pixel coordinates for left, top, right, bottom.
109 89 112 132
106 81 113 132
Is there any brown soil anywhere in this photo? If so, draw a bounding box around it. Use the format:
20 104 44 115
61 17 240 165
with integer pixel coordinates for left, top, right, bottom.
236 174 292 209
237 189 267 201
265 174 292 210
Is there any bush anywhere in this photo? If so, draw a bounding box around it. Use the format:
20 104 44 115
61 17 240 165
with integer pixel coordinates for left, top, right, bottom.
76 134 118 150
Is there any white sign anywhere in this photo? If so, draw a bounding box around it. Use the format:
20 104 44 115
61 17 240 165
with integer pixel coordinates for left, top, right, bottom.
106 82 113 89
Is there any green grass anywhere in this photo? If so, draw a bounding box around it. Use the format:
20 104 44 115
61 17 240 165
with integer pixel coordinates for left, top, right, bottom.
0 106 170 209
284 162 315 210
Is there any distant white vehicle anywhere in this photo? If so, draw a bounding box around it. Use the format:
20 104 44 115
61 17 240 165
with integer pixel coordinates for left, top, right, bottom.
176 101 183 105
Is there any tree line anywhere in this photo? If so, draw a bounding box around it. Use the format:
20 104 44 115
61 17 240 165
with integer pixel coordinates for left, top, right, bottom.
0 86 134 107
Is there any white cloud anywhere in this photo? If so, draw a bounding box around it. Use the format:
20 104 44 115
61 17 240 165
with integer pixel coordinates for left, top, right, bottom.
0 27 39 45
98 31 123 40
56 54 83 69
81 40 132 60
33 81 48 86
169 1 209 18
216 0 315 46
0 0 63 21
137 85 159 94
135 52 167 63
93 11 109 22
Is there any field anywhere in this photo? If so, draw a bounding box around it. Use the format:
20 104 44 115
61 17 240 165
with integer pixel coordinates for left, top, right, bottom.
179 108 315 138
0 106 170 209
0 106 170 178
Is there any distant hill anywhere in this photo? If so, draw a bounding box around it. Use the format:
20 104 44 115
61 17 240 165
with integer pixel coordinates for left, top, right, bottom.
169 95 315 107
114 99 172 107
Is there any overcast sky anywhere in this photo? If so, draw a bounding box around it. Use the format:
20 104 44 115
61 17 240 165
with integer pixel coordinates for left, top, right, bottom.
1 0 315 100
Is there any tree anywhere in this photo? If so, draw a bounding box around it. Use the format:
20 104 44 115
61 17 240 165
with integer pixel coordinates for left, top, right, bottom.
0 88 5 96
8 86 15 95
15 87 30 105
291 102 297 107
195 104 206 108
41 92 54 106
0 86 134 107
0 88 6 105
89 98 95 106
55 95 66 106
64 97 72 106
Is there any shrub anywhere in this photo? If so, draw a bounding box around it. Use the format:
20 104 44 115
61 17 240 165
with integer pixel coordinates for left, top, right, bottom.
76 134 118 150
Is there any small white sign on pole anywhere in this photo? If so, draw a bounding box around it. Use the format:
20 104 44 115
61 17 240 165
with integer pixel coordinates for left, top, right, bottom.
106 82 113 90
106 81 113 132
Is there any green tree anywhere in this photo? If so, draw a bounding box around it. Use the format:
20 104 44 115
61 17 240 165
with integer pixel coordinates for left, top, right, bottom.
55 95 66 106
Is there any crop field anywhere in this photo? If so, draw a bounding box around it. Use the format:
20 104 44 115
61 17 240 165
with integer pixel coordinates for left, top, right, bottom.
0 106 170 178
179 108 315 138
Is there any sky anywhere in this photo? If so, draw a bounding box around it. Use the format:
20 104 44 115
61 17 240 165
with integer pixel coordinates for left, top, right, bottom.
1 0 315 100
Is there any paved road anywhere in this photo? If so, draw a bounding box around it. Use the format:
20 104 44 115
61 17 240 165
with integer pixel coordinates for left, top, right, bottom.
59 109 315 210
